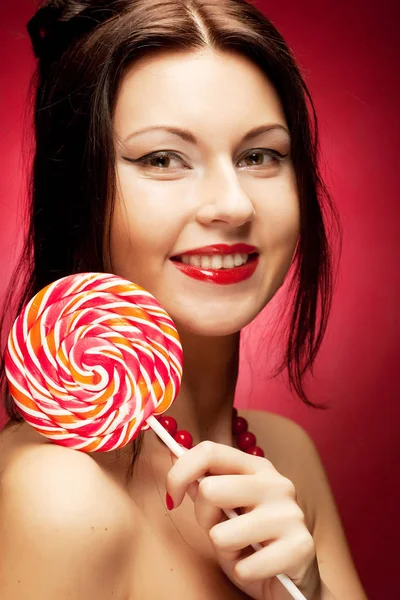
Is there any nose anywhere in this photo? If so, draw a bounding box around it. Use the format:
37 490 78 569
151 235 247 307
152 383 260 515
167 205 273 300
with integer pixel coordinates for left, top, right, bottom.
195 162 255 229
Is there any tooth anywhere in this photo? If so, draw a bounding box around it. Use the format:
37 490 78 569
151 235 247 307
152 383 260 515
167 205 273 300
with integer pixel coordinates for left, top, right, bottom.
210 256 223 269
222 255 235 269
189 256 201 267
200 256 211 268
182 253 249 269
233 253 243 266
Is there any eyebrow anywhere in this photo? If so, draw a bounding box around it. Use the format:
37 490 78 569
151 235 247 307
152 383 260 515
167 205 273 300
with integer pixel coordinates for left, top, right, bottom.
122 123 290 145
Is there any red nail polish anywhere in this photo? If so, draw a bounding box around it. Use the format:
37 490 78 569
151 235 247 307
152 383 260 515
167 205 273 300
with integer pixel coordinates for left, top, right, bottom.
166 493 174 511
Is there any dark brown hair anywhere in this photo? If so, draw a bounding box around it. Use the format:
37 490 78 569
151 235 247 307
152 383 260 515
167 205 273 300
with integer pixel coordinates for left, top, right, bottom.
0 0 341 473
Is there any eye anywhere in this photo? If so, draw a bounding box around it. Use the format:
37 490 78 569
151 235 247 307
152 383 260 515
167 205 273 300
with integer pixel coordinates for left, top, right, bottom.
237 148 287 168
129 151 188 170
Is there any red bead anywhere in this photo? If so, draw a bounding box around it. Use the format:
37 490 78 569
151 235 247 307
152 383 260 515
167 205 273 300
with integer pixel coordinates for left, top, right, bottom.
232 416 248 435
174 430 193 449
232 407 238 419
237 431 256 451
246 446 265 457
158 416 178 437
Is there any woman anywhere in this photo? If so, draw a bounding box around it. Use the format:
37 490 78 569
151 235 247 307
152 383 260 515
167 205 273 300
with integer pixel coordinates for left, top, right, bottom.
0 1 368 598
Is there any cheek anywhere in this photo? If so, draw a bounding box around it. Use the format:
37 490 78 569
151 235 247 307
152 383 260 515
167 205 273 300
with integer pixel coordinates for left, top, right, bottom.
269 200 300 251
252 176 300 295
109 173 189 270
252 175 300 251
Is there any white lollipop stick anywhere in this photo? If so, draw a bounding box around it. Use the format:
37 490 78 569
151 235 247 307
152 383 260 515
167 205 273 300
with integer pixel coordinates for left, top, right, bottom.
147 416 308 600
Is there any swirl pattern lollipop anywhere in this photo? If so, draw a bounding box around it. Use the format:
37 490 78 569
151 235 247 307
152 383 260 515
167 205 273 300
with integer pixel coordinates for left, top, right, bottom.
5 272 183 452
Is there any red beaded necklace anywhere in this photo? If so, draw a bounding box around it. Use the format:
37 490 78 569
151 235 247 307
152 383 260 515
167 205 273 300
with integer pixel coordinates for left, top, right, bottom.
157 407 265 457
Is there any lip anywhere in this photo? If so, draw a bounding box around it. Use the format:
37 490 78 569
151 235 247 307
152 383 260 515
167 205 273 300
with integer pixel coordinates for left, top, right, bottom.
171 255 259 285
172 243 258 257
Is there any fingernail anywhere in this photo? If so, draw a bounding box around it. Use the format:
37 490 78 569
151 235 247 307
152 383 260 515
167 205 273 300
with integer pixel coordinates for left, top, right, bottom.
166 492 174 511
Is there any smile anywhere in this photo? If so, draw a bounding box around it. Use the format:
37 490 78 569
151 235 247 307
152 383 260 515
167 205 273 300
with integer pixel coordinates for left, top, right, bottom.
178 252 250 269
170 244 259 285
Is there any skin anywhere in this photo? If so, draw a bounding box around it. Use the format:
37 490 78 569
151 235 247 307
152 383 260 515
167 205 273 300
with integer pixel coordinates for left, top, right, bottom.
109 49 320 599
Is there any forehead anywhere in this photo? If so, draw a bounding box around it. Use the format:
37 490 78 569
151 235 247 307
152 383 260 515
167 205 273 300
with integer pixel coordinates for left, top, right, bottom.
113 49 287 139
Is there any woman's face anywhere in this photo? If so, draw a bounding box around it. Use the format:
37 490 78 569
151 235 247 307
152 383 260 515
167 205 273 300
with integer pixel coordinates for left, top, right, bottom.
110 49 299 336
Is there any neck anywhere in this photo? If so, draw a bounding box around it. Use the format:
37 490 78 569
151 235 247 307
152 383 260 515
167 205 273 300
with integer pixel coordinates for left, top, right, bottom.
97 332 241 476
165 330 240 445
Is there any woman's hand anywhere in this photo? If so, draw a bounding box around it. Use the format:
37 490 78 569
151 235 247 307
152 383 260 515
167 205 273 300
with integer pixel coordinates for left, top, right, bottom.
166 441 321 600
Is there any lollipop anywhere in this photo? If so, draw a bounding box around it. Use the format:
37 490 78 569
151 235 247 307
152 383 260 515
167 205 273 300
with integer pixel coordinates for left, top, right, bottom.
5 272 183 452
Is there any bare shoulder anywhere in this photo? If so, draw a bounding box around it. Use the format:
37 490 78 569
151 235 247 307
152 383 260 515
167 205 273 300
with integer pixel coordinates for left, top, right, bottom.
243 410 368 598
241 409 318 474
0 422 135 599
241 409 324 530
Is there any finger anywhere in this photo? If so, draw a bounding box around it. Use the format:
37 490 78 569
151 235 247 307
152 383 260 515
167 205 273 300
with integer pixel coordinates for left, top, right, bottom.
209 505 289 552
194 477 228 531
194 494 225 531
193 474 272 510
167 441 270 506
186 480 200 503
234 534 315 583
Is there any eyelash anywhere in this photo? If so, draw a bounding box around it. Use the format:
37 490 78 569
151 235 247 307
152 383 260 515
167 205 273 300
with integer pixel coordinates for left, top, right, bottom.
124 148 288 171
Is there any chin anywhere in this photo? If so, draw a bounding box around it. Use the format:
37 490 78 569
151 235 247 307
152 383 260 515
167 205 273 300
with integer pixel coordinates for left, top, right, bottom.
171 307 259 338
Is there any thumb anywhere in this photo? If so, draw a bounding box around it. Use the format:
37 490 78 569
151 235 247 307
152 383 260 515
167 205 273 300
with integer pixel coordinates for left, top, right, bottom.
168 450 199 503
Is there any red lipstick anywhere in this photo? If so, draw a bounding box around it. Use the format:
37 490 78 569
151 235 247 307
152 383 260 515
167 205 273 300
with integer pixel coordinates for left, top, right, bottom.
170 243 259 285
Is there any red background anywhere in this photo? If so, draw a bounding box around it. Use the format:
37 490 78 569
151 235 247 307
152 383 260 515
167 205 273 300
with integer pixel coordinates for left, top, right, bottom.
1 1 399 597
